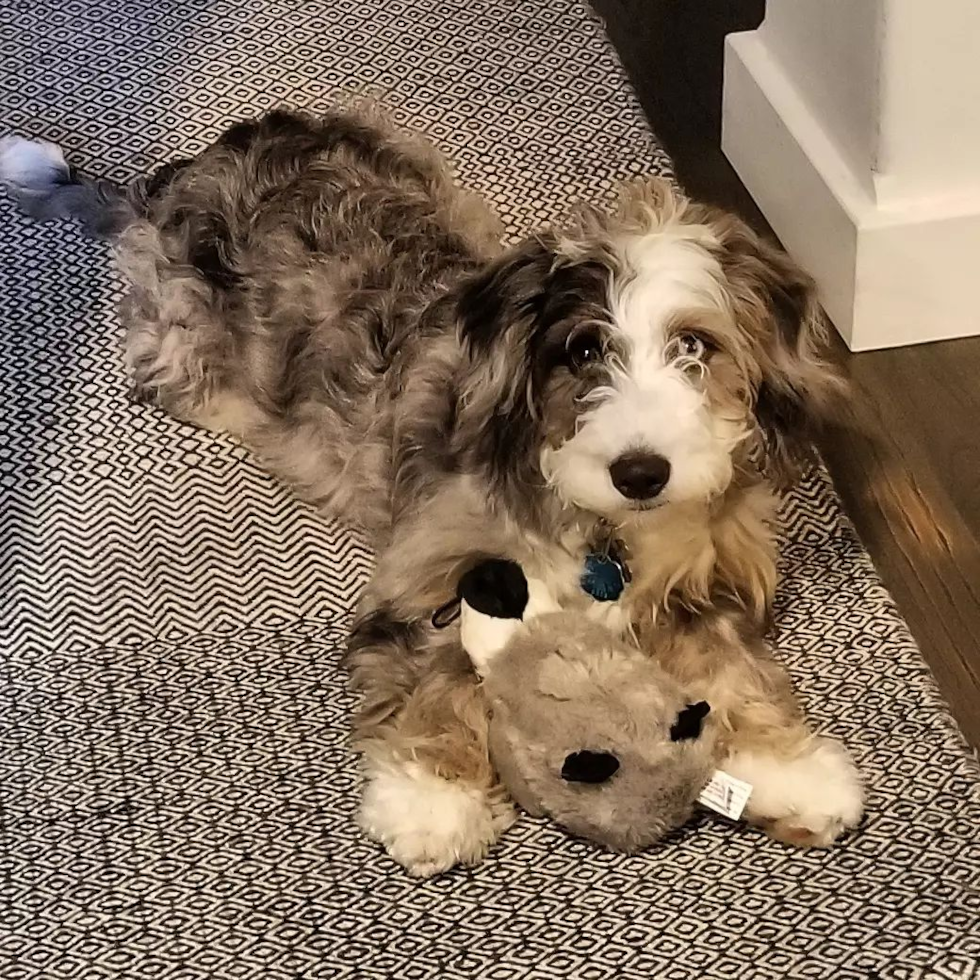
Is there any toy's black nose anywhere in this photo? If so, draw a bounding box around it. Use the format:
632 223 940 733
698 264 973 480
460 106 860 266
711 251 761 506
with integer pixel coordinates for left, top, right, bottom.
609 452 671 500
670 701 711 741
562 750 620 784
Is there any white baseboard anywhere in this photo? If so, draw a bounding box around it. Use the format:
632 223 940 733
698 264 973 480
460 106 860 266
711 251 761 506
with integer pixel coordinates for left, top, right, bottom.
722 31 980 351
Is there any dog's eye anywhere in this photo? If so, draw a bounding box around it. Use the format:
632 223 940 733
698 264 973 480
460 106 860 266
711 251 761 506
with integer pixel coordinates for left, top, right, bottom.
665 332 713 368
678 333 707 359
565 331 603 370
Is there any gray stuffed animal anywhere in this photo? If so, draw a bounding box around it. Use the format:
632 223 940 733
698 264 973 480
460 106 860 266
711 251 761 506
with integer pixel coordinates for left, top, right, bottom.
450 558 718 852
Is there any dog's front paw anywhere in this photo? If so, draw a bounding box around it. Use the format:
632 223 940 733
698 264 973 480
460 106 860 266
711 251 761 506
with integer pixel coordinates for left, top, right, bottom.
726 737 864 847
359 759 515 877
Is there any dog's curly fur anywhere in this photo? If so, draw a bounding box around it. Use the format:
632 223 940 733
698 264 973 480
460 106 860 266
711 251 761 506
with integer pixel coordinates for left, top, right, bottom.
0 108 863 875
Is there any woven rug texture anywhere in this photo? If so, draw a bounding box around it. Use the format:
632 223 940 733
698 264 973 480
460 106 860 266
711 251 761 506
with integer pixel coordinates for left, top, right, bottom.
1 1 978 978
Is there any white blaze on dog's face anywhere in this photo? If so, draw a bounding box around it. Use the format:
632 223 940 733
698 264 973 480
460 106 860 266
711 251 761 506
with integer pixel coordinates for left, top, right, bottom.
540 223 748 517
457 177 837 525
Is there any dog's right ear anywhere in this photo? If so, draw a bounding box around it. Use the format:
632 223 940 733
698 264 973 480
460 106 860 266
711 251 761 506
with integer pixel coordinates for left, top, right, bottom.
453 236 608 509
456 237 558 356
452 238 561 504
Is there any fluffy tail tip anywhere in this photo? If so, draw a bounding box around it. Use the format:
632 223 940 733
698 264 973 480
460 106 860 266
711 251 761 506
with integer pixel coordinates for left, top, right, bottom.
0 134 131 237
0 135 71 196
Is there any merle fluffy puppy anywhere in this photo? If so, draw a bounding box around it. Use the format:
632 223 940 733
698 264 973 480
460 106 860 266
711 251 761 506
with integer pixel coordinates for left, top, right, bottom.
0 108 862 876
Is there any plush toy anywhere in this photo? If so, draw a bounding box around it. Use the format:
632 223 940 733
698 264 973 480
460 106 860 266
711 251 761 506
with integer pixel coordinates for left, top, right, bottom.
436 558 720 852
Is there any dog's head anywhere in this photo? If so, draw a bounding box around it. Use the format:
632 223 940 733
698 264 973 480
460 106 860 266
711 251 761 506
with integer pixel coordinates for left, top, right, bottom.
454 178 843 523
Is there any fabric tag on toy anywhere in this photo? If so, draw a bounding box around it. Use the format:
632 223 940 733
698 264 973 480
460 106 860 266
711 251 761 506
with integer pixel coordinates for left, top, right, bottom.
698 770 752 820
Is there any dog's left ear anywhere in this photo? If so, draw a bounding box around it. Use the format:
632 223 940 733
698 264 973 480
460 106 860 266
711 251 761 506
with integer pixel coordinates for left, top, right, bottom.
711 216 846 483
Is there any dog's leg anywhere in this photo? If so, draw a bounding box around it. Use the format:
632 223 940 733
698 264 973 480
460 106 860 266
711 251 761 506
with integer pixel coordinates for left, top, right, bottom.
347 606 516 877
659 617 864 847
724 729 864 847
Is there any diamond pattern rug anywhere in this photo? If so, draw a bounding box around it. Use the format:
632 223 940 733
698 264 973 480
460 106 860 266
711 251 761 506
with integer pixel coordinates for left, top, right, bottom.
1 1 978 978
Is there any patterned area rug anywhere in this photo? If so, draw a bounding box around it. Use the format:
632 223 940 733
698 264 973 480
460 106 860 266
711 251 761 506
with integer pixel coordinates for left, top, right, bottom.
1 1 978 978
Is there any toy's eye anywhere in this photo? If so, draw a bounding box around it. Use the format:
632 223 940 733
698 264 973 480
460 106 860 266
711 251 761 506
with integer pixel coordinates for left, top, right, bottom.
566 330 603 370
670 701 711 741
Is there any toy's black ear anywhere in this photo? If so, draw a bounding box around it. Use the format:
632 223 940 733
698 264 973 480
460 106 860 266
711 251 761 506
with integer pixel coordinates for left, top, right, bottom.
670 701 711 742
458 558 529 620
562 750 621 784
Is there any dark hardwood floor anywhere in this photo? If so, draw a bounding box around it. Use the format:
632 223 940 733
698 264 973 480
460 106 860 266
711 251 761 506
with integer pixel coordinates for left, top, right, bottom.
592 0 980 748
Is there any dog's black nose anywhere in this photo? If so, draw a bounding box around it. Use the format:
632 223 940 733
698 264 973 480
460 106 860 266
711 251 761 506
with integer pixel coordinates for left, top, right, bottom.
562 750 621 784
609 452 671 500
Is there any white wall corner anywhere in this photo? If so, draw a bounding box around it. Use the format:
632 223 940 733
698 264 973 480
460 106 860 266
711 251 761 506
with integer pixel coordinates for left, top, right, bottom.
722 22 980 352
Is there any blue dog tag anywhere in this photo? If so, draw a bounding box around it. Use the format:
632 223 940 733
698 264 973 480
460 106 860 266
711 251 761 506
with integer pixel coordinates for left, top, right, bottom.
581 552 626 602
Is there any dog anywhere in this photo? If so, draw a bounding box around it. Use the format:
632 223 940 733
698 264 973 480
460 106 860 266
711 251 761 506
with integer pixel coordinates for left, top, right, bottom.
0 107 863 876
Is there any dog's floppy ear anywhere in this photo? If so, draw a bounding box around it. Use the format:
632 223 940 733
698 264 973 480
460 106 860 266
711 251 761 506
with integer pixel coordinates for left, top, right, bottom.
710 215 846 483
452 235 608 512
456 237 558 356
451 237 559 501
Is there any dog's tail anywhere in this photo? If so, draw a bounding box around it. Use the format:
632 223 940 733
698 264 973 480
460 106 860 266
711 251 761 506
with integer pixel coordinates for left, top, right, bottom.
0 135 137 239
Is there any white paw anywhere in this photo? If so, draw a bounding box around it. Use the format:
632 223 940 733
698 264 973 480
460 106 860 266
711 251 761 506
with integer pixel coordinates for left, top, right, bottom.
359 759 514 877
725 737 864 847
